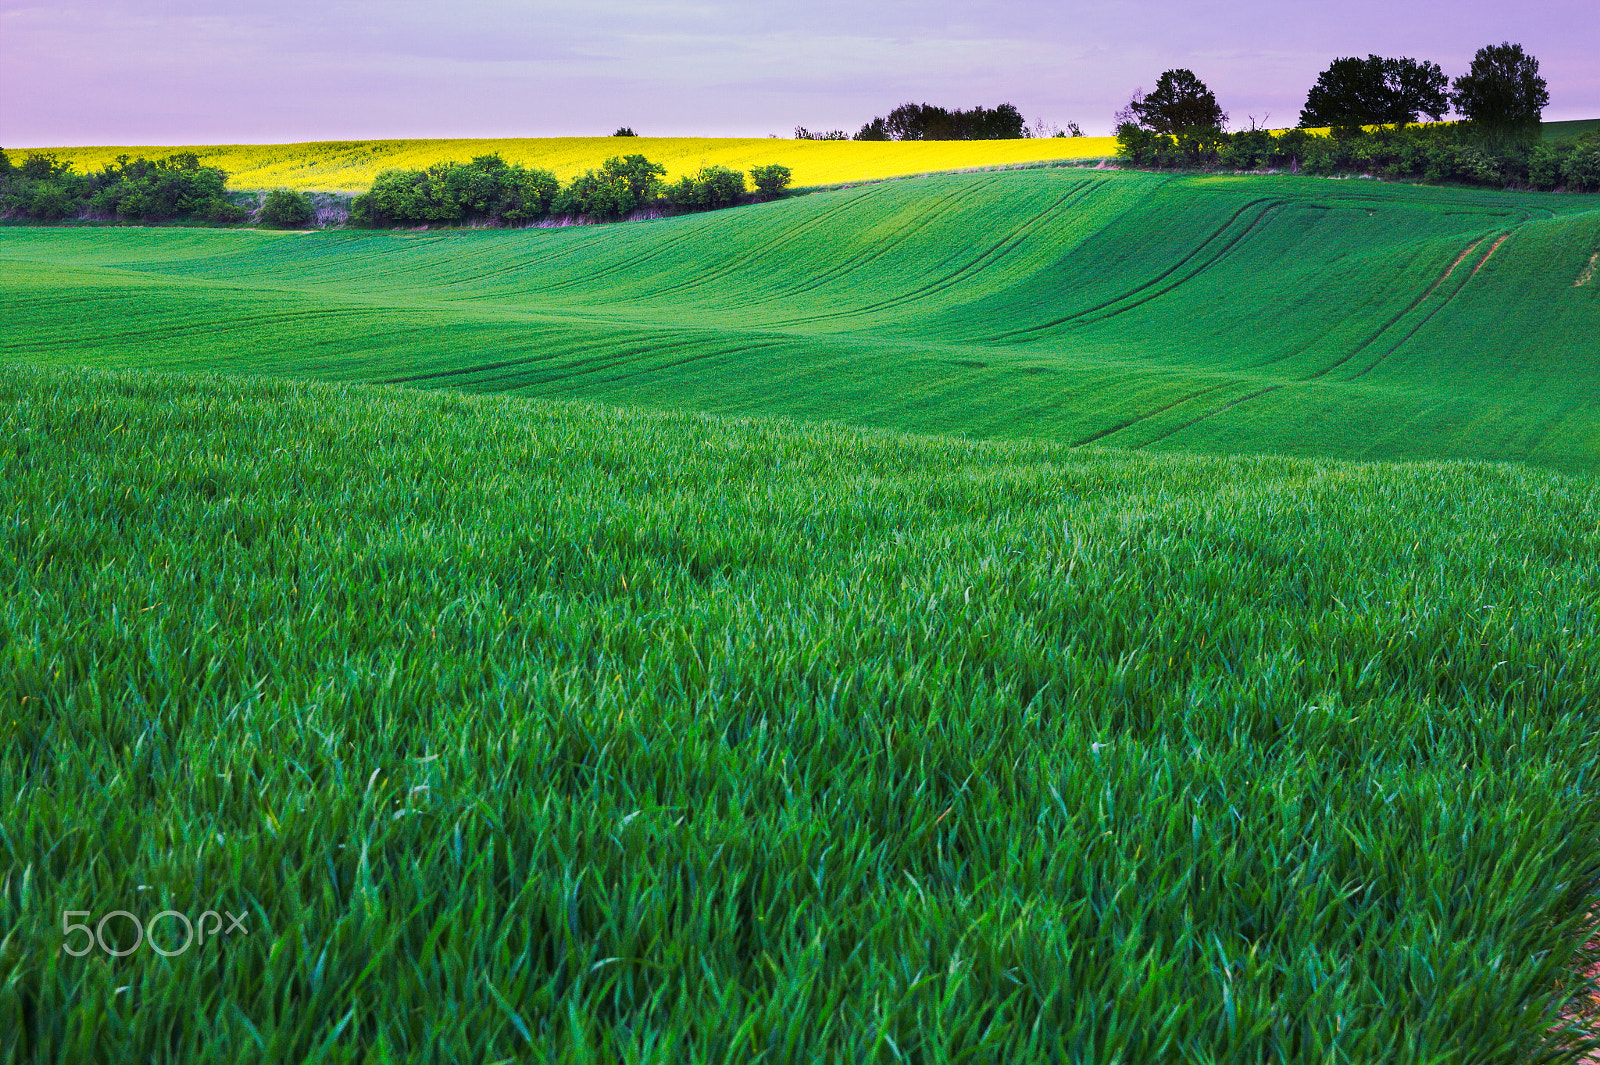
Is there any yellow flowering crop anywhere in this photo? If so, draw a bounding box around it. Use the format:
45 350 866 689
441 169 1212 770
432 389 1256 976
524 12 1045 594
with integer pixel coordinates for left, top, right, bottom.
22 136 1118 193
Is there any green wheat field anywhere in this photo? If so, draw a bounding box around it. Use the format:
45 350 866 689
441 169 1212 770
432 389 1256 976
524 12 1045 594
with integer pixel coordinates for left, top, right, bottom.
3 166 1600 1062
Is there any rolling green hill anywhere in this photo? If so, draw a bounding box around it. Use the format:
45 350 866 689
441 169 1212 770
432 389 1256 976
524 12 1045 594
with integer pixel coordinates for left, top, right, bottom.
4 168 1598 473
3 366 1598 1062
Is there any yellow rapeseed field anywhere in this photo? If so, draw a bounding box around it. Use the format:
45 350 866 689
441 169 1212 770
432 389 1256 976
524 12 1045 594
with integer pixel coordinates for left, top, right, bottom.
20 136 1118 193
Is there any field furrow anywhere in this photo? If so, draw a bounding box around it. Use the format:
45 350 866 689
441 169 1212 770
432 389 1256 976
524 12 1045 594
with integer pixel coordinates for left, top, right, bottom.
3 169 1596 471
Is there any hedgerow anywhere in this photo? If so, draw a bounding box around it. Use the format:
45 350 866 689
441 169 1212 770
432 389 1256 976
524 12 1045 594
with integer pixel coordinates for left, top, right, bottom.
0 151 245 223
1117 122 1600 191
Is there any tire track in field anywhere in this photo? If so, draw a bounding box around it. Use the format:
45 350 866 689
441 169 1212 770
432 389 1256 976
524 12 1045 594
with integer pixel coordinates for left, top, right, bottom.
491 332 710 387
983 197 1282 343
1314 230 1510 382
541 177 980 308
495 338 794 393
382 323 785 390
766 181 1100 327
1070 381 1235 447
1221 235 1482 376
352 223 659 293
628 185 896 303
1344 230 1514 380
1576 252 1599 288
725 176 1013 311
472 219 724 295
0 306 378 353
349 226 631 292
1128 228 1516 446
1135 384 1287 449
378 328 691 385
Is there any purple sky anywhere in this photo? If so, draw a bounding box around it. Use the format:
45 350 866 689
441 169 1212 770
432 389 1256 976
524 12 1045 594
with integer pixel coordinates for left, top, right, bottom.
3 0 1595 147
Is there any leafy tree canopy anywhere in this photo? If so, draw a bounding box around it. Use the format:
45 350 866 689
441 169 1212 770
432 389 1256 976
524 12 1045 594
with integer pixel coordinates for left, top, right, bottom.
1300 55 1449 129
1451 42 1549 138
1130 70 1226 134
854 117 889 141
854 102 1024 141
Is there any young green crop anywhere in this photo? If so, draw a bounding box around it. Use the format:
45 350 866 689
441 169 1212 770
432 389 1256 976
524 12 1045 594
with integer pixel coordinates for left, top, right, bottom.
4 169 1597 473
2 366 1599 1062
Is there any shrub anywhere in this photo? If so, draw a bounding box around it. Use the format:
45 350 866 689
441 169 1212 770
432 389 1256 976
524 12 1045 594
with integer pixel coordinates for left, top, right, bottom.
1110 117 1598 191
26 185 77 221
1220 128 1273 170
258 189 315 228
1272 128 1314 168
501 168 560 223
665 165 746 210
1176 125 1228 165
0 152 261 224
749 163 792 200
1115 122 1156 165
204 200 249 225
349 156 560 227
1563 145 1600 192
18 153 71 181
553 154 666 220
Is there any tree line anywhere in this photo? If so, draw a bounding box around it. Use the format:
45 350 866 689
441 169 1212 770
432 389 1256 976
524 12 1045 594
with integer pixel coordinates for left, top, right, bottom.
1113 43 1598 192
0 151 248 223
793 102 1046 142
350 155 793 227
0 152 796 228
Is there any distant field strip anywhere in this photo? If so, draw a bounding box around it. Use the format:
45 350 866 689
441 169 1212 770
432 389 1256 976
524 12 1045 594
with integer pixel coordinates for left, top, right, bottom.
18 136 1118 192
3 169 1597 472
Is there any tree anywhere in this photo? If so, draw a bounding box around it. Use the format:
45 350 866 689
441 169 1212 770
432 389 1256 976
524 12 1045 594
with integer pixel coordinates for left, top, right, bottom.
1130 70 1226 134
612 127 637 137
1388 58 1451 125
857 102 1027 141
1300 55 1448 130
853 117 889 141
1452 42 1549 141
884 103 950 141
1299 55 1390 129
